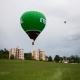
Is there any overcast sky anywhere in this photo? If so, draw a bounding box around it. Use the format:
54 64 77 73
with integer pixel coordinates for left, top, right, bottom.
0 0 80 57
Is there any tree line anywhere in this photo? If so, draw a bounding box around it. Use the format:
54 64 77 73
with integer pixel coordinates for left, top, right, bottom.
0 49 80 63
24 53 80 63
0 48 9 59
48 55 80 63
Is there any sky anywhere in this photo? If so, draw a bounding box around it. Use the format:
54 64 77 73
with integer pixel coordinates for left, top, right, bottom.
0 0 80 58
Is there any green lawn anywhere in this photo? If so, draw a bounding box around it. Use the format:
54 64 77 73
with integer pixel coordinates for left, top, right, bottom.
0 60 80 80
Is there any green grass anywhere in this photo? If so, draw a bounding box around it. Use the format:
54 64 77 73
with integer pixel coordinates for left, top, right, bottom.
0 60 80 80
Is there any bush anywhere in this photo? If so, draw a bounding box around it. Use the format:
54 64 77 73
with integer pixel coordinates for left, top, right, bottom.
10 54 14 59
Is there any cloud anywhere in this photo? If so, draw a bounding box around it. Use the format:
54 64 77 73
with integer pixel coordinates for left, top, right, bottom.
0 0 80 57
64 34 80 41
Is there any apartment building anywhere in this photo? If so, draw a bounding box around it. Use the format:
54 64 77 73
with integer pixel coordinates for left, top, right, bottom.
39 51 45 60
32 49 46 60
9 48 16 59
9 47 24 60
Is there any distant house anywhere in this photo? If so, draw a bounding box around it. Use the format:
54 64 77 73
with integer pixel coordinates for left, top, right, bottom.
62 60 69 63
32 49 46 61
9 47 24 60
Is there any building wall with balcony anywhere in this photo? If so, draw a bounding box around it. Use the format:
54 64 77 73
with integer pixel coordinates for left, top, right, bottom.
32 49 46 60
18 49 24 60
9 48 24 60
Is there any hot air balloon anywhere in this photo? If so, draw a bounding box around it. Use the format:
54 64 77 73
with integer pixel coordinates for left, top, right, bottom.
20 11 46 45
64 21 66 24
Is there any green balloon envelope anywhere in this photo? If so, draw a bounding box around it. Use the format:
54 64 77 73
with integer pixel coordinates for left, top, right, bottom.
20 11 46 41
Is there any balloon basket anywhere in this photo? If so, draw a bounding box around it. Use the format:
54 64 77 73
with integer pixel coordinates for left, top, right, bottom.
32 41 34 45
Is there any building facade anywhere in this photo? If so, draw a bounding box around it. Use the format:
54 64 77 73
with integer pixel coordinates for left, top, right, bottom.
9 48 24 60
32 49 46 60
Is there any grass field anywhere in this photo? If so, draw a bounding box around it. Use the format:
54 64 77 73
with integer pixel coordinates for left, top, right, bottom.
0 60 80 80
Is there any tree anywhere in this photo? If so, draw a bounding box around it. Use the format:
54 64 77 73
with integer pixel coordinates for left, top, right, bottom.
63 56 67 60
54 55 60 63
0 49 9 59
0 50 3 59
60 57 63 62
48 56 52 62
24 53 32 60
3 48 9 59
70 55 80 63
10 54 14 59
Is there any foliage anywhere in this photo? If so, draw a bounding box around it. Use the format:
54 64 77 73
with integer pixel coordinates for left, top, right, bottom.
0 48 80 63
60 57 63 62
0 48 9 59
53 55 80 63
24 53 32 60
54 55 60 63
48 56 52 62
10 54 14 59
63 56 67 60
69 55 80 63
